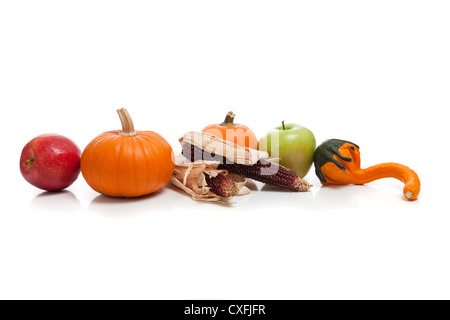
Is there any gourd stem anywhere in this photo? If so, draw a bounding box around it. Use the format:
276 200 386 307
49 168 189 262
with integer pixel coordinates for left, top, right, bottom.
221 111 236 126
117 108 137 136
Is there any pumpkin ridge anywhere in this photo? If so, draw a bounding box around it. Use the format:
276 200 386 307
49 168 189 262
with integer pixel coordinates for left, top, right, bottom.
83 133 113 192
140 133 164 191
140 132 172 191
101 134 122 194
135 135 153 195
85 135 106 188
115 135 125 197
131 137 139 196
155 135 172 189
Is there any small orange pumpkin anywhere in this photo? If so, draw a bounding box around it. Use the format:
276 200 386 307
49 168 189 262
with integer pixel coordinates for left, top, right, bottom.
81 108 175 197
202 111 258 149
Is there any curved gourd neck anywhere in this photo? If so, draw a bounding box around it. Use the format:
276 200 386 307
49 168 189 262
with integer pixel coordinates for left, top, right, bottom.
350 163 411 184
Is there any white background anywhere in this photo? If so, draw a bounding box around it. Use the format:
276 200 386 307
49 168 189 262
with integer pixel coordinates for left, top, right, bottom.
1 1 449 300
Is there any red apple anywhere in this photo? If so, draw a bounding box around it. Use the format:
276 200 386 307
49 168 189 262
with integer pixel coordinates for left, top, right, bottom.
20 134 81 191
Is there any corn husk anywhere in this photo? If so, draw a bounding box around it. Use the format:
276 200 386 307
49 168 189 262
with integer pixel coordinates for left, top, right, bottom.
170 155 250 203
180 131 269 165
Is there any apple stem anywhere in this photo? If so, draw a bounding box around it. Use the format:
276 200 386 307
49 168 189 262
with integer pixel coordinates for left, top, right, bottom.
25 157 34 167
282 120 286 131
117 108 137 136
221 111 236 126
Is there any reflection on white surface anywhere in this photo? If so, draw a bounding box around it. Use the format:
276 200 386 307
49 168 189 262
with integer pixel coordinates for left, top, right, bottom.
237 181 316 212
313 181 421 210
26 179 422 217
313 185 362 210
29 190 83 213
87 187 177 216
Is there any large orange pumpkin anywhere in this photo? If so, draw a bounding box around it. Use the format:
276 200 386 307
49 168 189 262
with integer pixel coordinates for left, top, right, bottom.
202 111 258 149
81 108 175 197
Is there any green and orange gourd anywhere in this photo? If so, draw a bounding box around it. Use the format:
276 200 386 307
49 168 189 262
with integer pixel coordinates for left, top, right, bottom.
313 139 421 200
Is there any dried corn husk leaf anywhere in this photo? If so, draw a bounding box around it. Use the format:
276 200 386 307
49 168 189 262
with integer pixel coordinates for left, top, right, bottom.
180 131 269 165
170 155 250 203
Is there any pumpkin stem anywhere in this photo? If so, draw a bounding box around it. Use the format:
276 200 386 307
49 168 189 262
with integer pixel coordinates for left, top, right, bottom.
117 108 137 136
221 111 236 126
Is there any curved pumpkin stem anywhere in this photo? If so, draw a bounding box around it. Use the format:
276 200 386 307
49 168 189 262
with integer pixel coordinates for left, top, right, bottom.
117 108 137 136
221 111 236 126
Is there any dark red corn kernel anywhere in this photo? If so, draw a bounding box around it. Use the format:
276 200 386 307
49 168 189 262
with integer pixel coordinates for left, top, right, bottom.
204 173 239 198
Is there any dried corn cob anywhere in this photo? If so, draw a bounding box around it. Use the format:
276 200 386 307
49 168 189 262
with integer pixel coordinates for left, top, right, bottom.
170 154 250 203
221 160 311 192
204 173 240 198
182 142 312 192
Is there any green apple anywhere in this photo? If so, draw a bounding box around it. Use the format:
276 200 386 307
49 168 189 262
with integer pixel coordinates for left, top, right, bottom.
259 122 316 178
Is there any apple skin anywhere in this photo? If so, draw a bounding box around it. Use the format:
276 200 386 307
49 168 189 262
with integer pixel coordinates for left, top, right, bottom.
20 134 81 191
259 123 316 178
